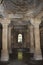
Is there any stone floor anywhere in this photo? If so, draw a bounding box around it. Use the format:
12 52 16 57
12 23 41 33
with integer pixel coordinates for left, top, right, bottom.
0 59 43 65
0 48 43 65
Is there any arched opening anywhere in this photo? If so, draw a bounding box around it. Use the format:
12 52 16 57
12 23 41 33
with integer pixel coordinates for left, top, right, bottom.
0 23 2 57
39 20 43 57
8 21 31 60
18 34 22 43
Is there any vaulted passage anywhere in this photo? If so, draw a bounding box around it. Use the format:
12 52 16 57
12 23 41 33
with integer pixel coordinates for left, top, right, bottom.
8 23 31 60
0 0 43 65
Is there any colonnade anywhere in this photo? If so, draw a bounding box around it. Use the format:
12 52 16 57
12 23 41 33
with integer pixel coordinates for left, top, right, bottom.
0 18 42 61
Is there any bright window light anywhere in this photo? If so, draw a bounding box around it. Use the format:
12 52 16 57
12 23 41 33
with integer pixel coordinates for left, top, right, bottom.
18 34 22 43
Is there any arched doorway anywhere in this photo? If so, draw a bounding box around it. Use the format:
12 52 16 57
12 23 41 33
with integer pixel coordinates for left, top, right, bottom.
0 23 2 57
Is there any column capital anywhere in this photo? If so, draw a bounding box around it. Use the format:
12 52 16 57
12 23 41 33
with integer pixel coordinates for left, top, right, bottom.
1 18 11 26
30 18 41 26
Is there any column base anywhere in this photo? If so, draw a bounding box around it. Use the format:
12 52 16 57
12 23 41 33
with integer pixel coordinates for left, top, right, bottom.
1 49 9 61
34 53 42 60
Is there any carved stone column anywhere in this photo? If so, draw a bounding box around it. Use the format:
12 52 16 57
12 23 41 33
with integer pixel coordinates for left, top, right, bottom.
8 27 12 54
1 18 10 61
24 32 27 48
34 23 42 60
31 18 42 60
29 25 34 53
26 29 30 48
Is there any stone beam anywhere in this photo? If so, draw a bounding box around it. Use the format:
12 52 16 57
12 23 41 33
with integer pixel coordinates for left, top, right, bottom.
8 14 23 19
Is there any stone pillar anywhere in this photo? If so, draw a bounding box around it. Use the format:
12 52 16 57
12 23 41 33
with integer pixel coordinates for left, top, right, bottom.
1 18 10 61
1 23 9 61
31 18 42 60
26 29 30 48
29 25 34 53
24 32 27 48
34 23 42 60
8 27 12 54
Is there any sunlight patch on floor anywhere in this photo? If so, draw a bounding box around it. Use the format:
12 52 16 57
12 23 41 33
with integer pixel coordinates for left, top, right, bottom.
18 52 23 60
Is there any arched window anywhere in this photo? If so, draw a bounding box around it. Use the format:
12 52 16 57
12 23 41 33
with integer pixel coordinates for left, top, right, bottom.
18 34 22 43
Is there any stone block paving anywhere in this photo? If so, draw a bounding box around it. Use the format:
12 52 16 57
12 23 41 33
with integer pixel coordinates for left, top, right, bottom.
0 59 43 65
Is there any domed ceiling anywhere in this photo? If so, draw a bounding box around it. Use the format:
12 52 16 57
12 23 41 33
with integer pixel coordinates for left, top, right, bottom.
3 0 43 14
0 0 43 18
